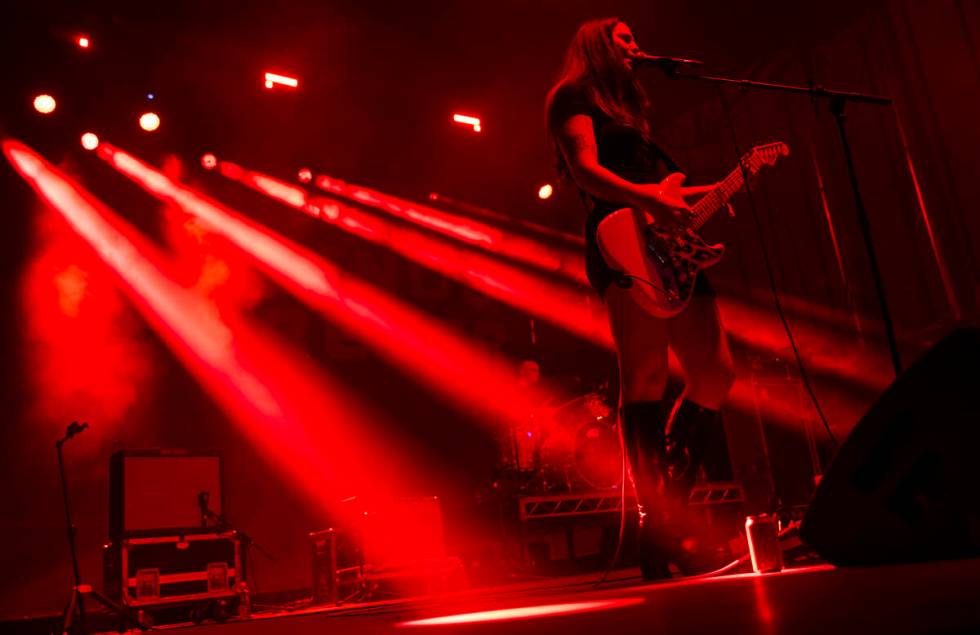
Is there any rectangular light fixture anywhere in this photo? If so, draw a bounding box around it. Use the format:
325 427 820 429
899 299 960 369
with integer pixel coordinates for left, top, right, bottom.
264 72 299 89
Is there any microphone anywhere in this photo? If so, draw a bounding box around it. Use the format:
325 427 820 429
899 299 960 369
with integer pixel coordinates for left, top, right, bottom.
57 421 90 447
198 491 210 527
632 52 704 71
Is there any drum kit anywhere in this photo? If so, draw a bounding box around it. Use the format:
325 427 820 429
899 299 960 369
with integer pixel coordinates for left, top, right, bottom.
498 390 623 492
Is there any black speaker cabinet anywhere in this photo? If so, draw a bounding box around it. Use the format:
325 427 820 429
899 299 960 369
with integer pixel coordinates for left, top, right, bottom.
800 329 980 566
110 449 223 539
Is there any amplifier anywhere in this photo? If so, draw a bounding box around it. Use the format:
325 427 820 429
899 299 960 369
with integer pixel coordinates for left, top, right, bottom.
104 531 242 608
109 449 222 538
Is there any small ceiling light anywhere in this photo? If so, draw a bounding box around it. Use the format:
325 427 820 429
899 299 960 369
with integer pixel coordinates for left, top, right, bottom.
34 94 57 114
139 112 161 132
81 133 99 150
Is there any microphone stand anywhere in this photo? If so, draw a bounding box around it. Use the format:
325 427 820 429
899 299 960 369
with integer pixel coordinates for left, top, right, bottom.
658 65 903 378
198 498 276 562
197 493 275 616
57 422 149 635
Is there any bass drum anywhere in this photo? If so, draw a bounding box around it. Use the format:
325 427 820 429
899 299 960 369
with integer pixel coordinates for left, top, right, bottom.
540 392 622 490
572 418 623 490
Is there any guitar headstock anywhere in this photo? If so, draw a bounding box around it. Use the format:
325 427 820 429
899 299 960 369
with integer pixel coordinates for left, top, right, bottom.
740 142 790 173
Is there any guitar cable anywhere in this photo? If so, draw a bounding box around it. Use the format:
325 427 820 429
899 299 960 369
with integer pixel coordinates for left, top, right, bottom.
715 86 839 452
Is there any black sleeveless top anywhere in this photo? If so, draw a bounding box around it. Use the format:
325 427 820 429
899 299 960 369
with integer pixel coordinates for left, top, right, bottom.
547 82 685 296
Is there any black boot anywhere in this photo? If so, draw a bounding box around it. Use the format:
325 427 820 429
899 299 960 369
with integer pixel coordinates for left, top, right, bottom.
662 400 736 574
701 414 734 483
620 400 672 580
665 400 733 500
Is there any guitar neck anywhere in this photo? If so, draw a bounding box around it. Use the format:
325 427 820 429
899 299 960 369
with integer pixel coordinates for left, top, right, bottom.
689 164 747 230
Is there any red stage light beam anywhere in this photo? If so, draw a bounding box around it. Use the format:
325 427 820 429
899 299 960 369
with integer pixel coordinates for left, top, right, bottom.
98 144 553 428
719 292 893 394
428 191 585 247
264 72 299 89
312 173 588 285
4 138 424 513
219 161 867 435
223 161 610 347
77 36 90 49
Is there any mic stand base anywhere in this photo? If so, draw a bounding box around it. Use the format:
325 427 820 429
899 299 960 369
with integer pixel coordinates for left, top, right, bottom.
61 584 150 635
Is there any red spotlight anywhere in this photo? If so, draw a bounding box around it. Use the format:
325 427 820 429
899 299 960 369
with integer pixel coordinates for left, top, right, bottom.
264 72 299 90
80 133 99 151
102 148 552 430
201 153 217 170
310 174 588 284
77 36 90 49
452 113 482 132
538 184 553 200
298 167 313 183
139 112 160 132
33 95 56 115
4 138 428 516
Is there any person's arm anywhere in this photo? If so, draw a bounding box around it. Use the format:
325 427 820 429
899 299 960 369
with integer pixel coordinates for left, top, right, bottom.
679 184 718 197
556 114 690 225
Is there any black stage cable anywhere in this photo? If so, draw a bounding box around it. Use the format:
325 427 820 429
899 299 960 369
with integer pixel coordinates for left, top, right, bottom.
715 86 839 453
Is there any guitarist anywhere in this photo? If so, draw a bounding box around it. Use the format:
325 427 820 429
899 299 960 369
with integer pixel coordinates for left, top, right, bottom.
546 17 735 579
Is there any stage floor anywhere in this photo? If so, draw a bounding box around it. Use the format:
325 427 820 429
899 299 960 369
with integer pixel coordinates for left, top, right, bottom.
137 558 980 635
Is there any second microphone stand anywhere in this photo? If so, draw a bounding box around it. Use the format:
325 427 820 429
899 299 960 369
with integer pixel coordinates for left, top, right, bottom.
659 63 903 378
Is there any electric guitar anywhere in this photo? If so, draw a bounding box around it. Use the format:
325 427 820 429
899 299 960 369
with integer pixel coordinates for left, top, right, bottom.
596 141 789 317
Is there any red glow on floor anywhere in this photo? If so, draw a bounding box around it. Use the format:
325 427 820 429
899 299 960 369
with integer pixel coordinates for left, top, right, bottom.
311 173 587 285
5 138 427 515
398 597 645 627
264 71 299 89
33 94 56 114
103 146 552 429
139 112 160 132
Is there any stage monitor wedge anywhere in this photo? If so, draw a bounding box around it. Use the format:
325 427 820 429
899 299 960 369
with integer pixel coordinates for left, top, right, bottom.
800 328 980 566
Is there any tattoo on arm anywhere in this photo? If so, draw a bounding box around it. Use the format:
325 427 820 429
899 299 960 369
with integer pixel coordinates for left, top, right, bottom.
566 131 596 157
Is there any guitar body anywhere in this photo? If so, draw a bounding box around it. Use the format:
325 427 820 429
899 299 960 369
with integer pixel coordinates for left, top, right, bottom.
596 205 724 318
595 143 789 317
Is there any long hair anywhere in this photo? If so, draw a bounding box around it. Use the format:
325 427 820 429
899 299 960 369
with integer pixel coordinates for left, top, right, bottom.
545 18 651 177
